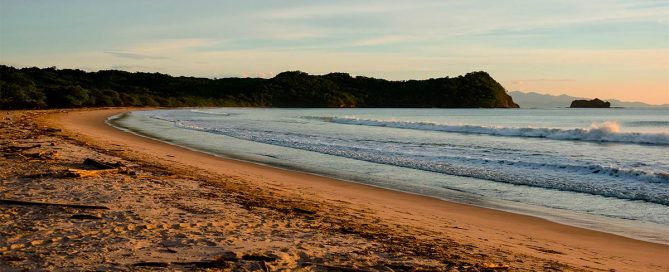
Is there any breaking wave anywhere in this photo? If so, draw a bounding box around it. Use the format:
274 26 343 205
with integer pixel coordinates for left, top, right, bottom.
147 117 669 205
320 117 669 146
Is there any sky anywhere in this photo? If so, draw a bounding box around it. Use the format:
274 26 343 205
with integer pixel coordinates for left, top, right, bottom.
1 1 668 104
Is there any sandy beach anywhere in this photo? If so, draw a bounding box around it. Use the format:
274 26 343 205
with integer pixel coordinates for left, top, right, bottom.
0 108 666 271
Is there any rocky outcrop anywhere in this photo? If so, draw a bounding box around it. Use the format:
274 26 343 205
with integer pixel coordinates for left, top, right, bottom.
570 98 610 108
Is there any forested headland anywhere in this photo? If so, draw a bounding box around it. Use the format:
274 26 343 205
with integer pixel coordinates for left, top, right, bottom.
0 65 519 109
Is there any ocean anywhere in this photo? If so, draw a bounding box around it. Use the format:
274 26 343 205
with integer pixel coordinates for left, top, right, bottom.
110 108 669 244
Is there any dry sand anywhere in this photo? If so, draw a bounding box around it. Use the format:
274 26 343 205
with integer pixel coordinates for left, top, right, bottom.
0 108 667 271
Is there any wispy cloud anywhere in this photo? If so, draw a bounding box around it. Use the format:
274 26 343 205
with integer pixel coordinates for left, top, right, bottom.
128 38 218 53
252 0 669 45
105 51 170 60
105 39 219 61
260 2 421 20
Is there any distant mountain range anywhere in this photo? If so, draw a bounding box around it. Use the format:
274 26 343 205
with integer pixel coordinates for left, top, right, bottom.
508 91 668 108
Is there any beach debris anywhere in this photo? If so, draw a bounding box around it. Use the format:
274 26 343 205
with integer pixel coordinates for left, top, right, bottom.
0 143 59 161
218 251 240 261
160 247 178 253
479 262 510 271
83 158 123 169
175 258 232 268
301 262 372 272
241 253 277 262
70 214 102 220
291 207 317 215
44 127 61 133
66 168 118 178
24 151 60 160
0 144 41 153
0 199 109 210
71 158 136 176
133 253 239 269
21 171 62 179
132 261 170 267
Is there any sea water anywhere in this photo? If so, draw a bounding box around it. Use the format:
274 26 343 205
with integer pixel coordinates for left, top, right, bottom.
110 108 669 244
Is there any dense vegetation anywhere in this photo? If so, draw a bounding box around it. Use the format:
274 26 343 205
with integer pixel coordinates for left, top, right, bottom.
570 98 610 108
0 65 518 109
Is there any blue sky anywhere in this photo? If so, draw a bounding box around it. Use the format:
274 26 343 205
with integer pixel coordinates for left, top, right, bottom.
1 0 668 103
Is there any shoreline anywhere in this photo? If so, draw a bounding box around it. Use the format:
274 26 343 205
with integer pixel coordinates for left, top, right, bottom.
52 110 669 270
0 108 669 271
108 110 668 246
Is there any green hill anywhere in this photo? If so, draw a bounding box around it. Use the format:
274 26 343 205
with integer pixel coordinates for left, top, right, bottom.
0 65 519 109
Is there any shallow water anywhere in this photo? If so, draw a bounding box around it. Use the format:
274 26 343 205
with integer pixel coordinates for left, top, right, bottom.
111 108 669 244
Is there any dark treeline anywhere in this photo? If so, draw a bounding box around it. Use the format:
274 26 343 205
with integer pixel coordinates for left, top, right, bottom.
0 65 519 109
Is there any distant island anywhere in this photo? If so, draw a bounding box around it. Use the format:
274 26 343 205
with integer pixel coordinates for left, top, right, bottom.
508 91 667 108
0 65 518 109
570 98 610 108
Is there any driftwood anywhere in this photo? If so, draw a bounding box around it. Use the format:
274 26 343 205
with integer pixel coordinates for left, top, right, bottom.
12 153 31 160
1 144 41 152
66 168 118 178
0 199 109 210
65 158 128 177
24 151 60 160
83 158 123 169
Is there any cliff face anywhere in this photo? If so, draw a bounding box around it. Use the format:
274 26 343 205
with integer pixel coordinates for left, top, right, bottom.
1 65 519 109
499 93 520 108
570 98 611 108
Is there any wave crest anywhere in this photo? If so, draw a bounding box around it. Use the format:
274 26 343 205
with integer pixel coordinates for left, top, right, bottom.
320 117 669 145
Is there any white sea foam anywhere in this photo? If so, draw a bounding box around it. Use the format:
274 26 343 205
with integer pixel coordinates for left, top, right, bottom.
323 117 669 145
189 109 231 116
150 117 669 205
